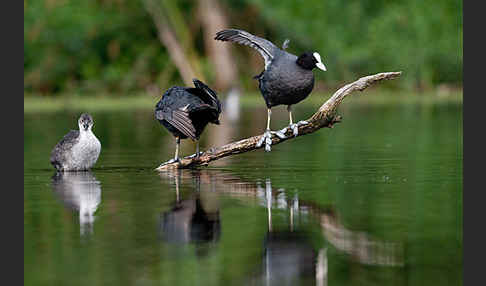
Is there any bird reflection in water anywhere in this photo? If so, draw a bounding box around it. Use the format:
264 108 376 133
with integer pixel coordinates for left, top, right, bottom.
159 169 221 257
258 178 326 286
157 170 404 283
51 171 102 236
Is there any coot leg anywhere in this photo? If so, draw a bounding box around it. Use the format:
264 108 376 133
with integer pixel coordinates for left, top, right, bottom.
277 105 308 137
189 141 203 159
256 109 273 151
266 108 271 130
174 137 181 161
288 105 294 125
288 105 299 137
256 109 286 151
156 137 181 167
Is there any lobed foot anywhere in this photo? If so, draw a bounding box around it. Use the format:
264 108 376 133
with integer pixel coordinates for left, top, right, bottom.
289 123 299 137
256 126 294 152
256 130 276 152
188 151 204 159
282 120 309 137
158 158 180 167
274 129 287 139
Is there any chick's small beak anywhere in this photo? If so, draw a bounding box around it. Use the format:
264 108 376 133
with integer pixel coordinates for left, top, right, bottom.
83 123 89 130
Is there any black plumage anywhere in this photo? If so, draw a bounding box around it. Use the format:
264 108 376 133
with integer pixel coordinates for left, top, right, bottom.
215 29 326 150
155 79 222 161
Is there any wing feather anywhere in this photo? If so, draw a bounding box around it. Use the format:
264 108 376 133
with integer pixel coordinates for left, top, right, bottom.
166 109 197 140
215 29 278 69
155 102 197 139
191 79 222 114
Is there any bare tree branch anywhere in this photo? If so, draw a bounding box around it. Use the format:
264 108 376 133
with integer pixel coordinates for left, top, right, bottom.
143 0 200 86
198 0 239 91
156 71 402 171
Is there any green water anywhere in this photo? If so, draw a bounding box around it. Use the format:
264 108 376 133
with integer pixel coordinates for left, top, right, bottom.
24 99 462 286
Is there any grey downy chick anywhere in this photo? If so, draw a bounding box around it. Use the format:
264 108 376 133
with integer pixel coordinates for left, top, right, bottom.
50 113 101 171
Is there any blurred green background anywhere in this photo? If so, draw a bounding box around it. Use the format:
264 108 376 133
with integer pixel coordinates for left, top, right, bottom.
24 0 462 98
24 3 463 284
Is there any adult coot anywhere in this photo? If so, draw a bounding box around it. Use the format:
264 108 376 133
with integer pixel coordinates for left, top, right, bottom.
50 113 101 171
155 79 222 164
215 29 326 151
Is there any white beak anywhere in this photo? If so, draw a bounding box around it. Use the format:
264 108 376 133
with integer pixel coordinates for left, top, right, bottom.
313 52 327 71
316 62 327 71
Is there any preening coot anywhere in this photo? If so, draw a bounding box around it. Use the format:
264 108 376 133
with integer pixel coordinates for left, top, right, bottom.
214 29 326 151
50 113 101 171
155 79 222 164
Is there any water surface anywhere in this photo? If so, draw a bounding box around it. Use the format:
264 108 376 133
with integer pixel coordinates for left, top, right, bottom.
24 99 462 286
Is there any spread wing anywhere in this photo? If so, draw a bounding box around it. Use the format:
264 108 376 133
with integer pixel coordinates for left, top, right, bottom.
214 29 278 69
155 105 197 140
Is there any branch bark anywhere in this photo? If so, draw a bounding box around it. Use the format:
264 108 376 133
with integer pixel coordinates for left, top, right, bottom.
156 71 402 171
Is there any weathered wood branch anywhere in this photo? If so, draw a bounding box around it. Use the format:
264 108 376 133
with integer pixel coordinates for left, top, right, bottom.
156 71 401 171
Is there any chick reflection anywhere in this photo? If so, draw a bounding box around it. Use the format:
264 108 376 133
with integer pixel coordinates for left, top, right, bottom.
159 170 220 256
51 171 101 236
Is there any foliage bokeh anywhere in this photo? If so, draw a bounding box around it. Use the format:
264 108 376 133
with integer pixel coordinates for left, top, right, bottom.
24 0 462 95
